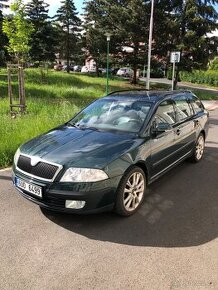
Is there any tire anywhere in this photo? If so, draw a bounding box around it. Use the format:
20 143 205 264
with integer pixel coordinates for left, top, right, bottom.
115 166 146 216
189 133 205 163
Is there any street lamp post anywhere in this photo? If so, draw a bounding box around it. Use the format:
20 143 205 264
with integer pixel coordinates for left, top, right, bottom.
105 33 112 95
146 0 155 90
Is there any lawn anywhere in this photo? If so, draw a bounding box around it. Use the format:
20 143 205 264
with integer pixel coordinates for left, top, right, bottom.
0 69 144 168
0 68 217 168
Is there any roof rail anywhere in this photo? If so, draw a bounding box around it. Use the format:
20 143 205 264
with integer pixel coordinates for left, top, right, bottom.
107 89 150 96
106 89 193 98
163 89 192 95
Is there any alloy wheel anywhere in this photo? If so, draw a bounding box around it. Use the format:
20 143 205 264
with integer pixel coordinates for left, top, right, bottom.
196 135 205 161
123 172 145 212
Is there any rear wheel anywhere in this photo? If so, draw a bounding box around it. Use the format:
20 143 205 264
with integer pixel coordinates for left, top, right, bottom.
190 133 205 163
115 166 146 216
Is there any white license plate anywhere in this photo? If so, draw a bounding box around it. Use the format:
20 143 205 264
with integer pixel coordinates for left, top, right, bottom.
16 178 42 198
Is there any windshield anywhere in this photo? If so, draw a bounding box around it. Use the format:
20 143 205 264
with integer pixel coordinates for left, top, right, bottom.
68 98 151 133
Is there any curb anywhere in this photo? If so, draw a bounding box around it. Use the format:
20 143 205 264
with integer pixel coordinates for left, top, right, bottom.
0 167 11 172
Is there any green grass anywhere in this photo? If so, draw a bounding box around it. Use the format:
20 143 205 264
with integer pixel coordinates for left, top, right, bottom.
0 98 83 167
0 69 145 168
0 68 217 168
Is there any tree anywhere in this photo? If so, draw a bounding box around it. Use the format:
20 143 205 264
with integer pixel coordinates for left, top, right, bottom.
54 0 81 73
84 0 151 84
83 0 218 85
26 0 57 62
3 0 34 63
82 7 120 76
156 0 218 88
0 1 9 65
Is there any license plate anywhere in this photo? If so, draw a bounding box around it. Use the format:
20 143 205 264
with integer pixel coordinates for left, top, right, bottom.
16 178 42 198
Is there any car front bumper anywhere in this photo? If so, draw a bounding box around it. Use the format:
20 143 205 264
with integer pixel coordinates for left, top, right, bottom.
12 170 122 214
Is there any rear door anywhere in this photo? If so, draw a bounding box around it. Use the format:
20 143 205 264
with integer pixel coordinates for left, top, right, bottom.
172 93 196 159
187 94 209 137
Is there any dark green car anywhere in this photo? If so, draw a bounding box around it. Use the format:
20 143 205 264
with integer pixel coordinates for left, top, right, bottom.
12 90 209 216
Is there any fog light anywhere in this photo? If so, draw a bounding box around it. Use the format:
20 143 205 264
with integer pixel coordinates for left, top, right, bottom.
65 200 86 209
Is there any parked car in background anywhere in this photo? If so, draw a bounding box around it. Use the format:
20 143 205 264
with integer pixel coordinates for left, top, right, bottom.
54 64 63 71
81 66 89 73
12 90 208 216
111 68 119 75
73 65 82 72
89 66 96 73
117 67 134 78
62 65 74 72
99 68 119 75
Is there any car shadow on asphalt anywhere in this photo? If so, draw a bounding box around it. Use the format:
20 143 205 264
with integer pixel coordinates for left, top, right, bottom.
42 146 218 248
209 117 218 126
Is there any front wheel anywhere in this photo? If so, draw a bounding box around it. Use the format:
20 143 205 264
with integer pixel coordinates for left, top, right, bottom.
190 133 205 163
115 166 146 216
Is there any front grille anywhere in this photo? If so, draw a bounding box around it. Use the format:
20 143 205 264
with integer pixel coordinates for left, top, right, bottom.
17 155 59 180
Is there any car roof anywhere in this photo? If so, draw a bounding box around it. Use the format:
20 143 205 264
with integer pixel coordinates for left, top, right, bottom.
104 90 192 103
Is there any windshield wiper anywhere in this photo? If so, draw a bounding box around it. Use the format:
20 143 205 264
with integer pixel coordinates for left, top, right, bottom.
83 126 105 132
66 123 102 132
66 122 82 129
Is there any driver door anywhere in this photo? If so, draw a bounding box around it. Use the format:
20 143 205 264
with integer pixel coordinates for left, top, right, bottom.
150 100 177 179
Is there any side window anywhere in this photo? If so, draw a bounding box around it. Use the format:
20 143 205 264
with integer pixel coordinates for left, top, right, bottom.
154 100 176 125
173 94 193 122
188 95 204 114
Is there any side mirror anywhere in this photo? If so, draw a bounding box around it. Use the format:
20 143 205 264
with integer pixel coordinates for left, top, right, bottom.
152 122 172 134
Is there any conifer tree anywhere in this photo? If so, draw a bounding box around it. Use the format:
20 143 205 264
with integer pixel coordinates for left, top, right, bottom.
26 0 57 62
84 0 150 84
155 0 218 87
54 0 81 73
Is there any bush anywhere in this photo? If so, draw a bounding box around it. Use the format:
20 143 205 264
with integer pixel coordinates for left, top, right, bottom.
180 70 218 87
208 57 218 70
167 68 181 81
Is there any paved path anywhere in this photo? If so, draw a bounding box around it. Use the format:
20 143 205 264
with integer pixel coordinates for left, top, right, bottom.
203 100 218 111
0 111 218 290
140 77 218 96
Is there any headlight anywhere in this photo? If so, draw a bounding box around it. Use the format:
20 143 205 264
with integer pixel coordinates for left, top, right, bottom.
14 148 20 166
60 168 108 182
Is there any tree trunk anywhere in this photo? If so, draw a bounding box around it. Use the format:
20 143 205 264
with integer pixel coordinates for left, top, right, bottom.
173 65 180 90
132 66 137 85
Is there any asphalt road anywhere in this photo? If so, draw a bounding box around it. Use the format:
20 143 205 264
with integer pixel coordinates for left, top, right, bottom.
1 110 218 290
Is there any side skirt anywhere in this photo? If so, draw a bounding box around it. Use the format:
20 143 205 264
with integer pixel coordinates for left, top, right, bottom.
148 150 193 185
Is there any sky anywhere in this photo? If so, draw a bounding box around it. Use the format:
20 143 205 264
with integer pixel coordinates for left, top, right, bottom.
5 1 218 20
47 0 87 16
5 1 218 16
5 0 87 15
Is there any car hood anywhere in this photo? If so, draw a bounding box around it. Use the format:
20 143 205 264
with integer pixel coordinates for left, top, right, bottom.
20 126 142 169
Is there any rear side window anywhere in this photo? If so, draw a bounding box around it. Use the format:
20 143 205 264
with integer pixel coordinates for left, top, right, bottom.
173 94 193 122
188 95 204 114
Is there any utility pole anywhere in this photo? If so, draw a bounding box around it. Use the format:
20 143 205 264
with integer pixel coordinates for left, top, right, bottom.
146 0 155 90
105 33 112 95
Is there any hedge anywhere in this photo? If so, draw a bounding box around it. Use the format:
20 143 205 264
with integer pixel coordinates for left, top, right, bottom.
180 70 218 87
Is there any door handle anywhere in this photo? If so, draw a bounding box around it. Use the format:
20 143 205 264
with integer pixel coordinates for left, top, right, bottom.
176 129 181 135
194 120 199 127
